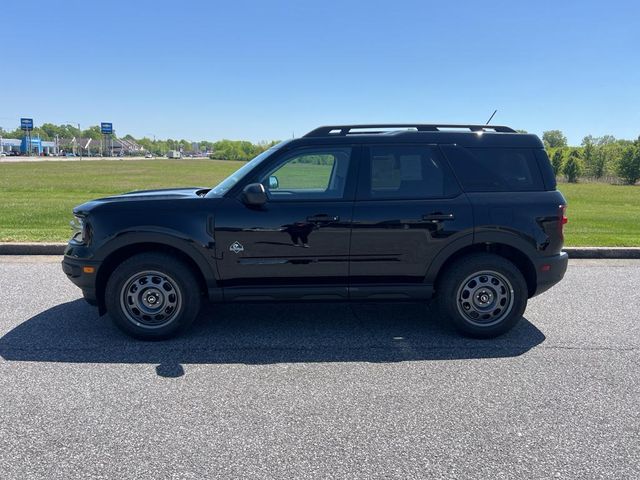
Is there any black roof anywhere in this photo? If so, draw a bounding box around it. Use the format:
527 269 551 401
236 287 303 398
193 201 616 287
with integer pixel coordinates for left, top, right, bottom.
290 124 544 149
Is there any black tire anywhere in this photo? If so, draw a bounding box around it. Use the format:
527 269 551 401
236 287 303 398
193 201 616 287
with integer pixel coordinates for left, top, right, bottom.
437 253 528 338
105 253 201 340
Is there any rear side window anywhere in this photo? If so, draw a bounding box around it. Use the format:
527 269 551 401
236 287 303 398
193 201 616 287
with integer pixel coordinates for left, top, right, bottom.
533 149 557 190
441 146 544 192
359 145 460 200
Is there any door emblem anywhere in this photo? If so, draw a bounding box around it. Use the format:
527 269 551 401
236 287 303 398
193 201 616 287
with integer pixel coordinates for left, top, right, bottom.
229 241 244 254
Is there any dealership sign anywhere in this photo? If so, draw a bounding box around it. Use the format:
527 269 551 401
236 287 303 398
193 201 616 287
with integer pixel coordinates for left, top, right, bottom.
100 122 113 134
20 118 33 130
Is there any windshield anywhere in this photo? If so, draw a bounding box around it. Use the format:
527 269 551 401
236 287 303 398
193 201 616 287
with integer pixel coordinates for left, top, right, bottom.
205 142 288 197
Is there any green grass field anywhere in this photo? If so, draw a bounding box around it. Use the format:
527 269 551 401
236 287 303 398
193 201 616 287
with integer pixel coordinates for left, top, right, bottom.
0 160 638 245
558 183 640 246
0 160 243 242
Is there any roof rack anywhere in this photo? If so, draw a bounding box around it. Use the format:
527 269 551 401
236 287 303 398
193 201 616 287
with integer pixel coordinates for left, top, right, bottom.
303 124 517 137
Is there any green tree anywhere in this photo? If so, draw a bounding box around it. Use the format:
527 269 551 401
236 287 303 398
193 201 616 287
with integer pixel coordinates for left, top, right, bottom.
582 136 599 178
40 123 64 139
616 145 640 185
543 130 568 149
562 150 583 183
1 127 25 139
82 126 102 140
209 139 272 160
596 135 616 146
551 149 564 176
590 146 607 178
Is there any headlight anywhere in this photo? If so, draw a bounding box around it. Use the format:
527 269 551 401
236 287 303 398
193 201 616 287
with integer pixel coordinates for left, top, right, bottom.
70 215 90 243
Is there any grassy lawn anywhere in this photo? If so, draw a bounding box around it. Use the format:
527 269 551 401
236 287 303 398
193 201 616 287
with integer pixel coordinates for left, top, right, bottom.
559 182 640 246
1 160 639 246
0 160 243 242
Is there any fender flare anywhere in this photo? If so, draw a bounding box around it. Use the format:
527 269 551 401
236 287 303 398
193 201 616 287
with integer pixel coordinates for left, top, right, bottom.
95 229 218 286
424 231 538 285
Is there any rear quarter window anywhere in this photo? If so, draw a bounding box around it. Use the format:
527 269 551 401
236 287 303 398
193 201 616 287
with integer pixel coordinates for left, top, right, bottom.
441 146 545 192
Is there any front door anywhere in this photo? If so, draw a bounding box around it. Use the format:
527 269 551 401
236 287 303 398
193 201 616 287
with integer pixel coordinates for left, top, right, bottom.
214 145 358 300
349 144 473 298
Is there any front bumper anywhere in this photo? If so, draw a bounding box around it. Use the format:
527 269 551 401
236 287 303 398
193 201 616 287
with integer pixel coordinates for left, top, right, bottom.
532 251 569 297
62 255 101 304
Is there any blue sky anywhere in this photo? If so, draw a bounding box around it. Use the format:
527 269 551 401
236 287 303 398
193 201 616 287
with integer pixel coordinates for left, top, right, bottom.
1 0 639 144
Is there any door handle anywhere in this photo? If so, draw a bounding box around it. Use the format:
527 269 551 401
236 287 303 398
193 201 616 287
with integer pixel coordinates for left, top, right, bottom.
306 214 340 223
422 212 455 222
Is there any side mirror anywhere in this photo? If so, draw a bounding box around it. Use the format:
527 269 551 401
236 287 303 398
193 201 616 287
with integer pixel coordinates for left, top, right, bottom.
268 175 279 189
242 183 267 207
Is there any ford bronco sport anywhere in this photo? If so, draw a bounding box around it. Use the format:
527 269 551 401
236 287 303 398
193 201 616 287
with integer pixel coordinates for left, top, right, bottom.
62 124 568 340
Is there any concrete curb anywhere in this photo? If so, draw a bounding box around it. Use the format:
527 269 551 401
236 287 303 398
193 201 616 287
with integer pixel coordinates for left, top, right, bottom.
563 247 640 259
0 243 66 255
1 243 640 258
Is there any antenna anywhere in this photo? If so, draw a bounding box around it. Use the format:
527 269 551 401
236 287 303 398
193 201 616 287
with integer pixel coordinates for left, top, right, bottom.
485 109 497 125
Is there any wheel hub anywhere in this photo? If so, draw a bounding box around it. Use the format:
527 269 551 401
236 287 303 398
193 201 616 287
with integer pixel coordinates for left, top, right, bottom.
456 271 514 326
120 271 182 329
141 288 163 309
475 288 494 306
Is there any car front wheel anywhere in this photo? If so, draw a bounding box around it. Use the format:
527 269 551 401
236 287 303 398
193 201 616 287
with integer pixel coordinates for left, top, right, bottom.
437 253 528 338
105 253 201 340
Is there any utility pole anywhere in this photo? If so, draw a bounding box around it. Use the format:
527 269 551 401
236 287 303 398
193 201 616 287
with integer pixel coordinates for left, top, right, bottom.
78 123 83 161
66 120 82 159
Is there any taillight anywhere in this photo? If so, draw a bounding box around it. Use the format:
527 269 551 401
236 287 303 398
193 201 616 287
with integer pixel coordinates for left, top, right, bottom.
558 205 568 240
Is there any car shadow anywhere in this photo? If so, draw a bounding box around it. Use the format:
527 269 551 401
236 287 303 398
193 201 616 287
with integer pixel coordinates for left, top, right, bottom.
0 299 545 376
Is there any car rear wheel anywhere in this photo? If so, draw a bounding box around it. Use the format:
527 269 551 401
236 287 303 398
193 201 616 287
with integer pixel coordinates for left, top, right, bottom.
437 253 528 338
105 253 201 340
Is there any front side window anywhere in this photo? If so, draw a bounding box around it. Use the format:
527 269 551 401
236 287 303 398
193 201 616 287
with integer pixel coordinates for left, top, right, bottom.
261 147 352 200
207 142 289 197
361 145 459 200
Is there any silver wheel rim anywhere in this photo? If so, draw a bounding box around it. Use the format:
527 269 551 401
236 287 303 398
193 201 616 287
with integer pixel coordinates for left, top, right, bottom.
120 270 182 329
456 270 514 327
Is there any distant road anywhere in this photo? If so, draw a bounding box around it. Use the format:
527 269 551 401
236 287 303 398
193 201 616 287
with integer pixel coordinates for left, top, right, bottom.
0 258 638 479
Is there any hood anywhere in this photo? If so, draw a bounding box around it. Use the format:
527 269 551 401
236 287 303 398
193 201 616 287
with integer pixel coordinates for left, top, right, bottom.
73 187 210 214
104 187 209 200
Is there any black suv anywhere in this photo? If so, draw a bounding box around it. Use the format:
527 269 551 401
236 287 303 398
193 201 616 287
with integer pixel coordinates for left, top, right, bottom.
63 124 568 340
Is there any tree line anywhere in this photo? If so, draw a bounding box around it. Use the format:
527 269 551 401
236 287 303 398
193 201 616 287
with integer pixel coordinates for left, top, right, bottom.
1 123 103 141
2 123 638 183
0 123 279 160
542 130 640 185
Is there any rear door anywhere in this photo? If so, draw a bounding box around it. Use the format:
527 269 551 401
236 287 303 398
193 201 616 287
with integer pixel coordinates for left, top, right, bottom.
349 144 473 298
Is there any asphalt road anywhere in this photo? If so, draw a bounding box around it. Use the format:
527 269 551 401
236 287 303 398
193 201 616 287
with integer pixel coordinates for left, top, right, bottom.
0 257 638 479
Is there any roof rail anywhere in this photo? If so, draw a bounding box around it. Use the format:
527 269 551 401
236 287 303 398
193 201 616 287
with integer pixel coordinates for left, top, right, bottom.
303 124 517 137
